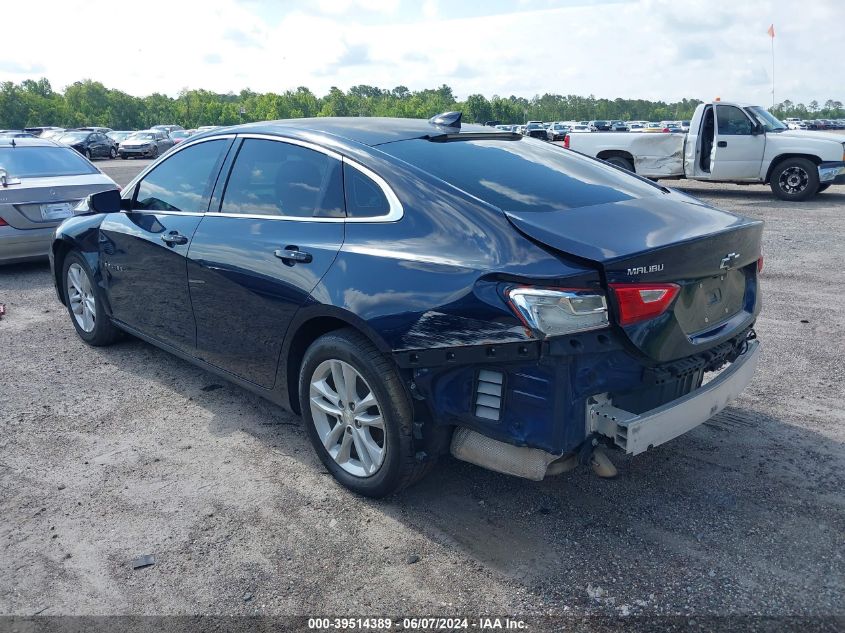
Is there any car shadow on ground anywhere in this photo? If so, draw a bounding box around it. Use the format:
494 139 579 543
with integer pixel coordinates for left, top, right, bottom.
88 331 844 614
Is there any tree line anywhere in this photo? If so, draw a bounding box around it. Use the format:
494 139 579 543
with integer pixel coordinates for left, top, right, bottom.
1 78 842 130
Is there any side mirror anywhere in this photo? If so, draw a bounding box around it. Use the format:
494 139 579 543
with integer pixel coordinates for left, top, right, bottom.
74 189 122 215
751 123 764 136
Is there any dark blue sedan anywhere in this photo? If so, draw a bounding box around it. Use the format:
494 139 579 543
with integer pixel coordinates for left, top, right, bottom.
50 113 763 497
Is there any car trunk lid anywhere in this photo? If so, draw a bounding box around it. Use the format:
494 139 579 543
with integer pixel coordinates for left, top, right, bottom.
504 192 763 362
0 175 115 228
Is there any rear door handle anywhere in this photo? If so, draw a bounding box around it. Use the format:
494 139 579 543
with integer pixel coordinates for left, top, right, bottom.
717 141 727 147
160 231 188 246
274 247 313 264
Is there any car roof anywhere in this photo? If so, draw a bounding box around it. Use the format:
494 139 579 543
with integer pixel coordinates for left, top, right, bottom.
0 137 63 148
203 117 498 147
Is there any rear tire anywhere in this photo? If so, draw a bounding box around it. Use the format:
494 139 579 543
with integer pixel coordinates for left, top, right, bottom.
84 149 92 160
61 251 122 346
605 155 634 172
299 328 432 497
770 157 820 201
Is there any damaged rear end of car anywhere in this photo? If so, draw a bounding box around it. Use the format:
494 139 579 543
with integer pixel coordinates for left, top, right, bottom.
376 133 762 480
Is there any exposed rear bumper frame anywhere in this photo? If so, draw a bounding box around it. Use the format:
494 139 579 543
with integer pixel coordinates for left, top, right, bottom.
587 340 761 455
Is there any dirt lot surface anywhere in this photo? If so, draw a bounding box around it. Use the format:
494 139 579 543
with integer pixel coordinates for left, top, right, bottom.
1 157 844 622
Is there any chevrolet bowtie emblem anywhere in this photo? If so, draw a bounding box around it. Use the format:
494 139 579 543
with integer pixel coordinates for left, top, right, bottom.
719 252 741 270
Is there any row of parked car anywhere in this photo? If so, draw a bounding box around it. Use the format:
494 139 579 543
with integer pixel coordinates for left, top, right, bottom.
0 124 222 160
492 120 692 141
783 118 845 130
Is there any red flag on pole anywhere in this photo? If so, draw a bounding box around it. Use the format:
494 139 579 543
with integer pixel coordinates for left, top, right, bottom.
767 24 775 38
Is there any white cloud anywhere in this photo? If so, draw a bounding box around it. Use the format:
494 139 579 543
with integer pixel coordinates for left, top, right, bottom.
0 0 841 107
421 0 438 19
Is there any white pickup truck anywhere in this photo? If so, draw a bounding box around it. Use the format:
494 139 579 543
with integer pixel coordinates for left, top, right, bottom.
563 101 845 201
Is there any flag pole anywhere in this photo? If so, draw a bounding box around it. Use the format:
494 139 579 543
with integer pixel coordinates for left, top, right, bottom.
771 30 775 108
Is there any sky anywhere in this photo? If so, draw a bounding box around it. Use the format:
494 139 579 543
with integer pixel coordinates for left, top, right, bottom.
1 0 842 106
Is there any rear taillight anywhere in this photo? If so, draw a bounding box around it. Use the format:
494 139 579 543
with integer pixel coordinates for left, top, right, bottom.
563 134 570 149
0 217 7 226
757 255 764 273
662 127 670 133
507 287 608 336
609 283 680 326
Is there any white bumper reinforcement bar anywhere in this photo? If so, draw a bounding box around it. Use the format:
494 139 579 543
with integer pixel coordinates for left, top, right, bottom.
588 340 761 455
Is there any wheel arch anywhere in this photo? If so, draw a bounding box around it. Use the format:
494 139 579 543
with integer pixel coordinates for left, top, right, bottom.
279 306 394 415
765 153 821 183
597 149 636 171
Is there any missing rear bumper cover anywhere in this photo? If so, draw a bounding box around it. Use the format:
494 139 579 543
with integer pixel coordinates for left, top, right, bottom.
587 340 761 455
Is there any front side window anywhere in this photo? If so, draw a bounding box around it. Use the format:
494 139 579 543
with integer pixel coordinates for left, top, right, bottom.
716 105 753 136
220 139 344 218
133 139 229 212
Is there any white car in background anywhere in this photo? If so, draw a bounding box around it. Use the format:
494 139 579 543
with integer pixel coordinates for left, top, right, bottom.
567 124 591 133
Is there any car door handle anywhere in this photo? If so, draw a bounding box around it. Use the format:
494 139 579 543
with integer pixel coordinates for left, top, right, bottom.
274 247 312 264
160 231 188 246
717 141 727 147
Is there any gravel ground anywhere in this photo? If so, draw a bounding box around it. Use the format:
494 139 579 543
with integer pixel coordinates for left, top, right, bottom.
1 158 844 622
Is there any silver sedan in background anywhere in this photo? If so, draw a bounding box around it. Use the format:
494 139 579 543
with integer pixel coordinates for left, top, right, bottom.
0 138 117 264
117 130 174 159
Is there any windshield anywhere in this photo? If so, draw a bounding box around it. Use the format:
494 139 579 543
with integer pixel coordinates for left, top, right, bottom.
745 106 787 132
0 146 98 177
130 133 156 140
59 132 88 142
380 137 661 213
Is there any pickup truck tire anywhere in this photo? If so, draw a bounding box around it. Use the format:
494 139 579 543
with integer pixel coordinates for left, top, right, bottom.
604 156 634 172
299 328 433 498
770 158 820 201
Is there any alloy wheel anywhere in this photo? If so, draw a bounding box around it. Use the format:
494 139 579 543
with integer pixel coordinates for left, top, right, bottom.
779 166 809 194
67 263 96 332
309 359 386 478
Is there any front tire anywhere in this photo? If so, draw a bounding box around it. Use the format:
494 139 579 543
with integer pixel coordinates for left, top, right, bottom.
109 147 117 159
151 146 159 158
770 157 820 201
62 251 122 346
299 328 431 497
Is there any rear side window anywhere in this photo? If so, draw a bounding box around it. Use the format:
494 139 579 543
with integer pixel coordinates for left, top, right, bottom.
716 105 753 135
134 139 229 212
0 146 97 177
221 139 344 218
343 164 389 218
380 137 661 212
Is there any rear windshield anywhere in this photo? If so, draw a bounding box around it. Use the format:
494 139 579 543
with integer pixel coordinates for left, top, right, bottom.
379 137 661 212
0 146 98 178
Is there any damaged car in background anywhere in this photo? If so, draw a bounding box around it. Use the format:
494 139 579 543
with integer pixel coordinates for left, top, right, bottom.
50 112 762 497
564 100 845 201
